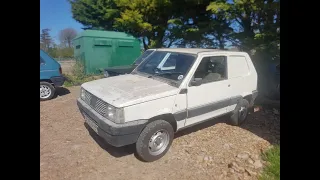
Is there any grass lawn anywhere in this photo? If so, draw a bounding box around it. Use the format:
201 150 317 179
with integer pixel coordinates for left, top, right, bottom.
259 145 280 180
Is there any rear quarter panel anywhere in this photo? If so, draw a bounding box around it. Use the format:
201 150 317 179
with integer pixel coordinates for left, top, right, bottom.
227 53 258 110
227 53 257 97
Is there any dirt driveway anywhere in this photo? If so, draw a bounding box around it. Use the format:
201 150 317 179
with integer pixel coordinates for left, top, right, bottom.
40 86 279 180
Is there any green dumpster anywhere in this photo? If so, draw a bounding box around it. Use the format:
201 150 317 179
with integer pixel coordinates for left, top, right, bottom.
73 30 141 75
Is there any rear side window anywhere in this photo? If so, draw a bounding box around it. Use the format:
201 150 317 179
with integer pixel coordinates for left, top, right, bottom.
227 56 250 78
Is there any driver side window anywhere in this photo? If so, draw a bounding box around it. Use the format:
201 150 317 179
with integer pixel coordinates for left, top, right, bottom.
192 56 227 85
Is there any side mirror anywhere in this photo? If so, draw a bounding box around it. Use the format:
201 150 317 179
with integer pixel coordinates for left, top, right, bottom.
190 79 202 86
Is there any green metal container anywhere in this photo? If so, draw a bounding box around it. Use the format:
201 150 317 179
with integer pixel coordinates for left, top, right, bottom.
73 30 141 74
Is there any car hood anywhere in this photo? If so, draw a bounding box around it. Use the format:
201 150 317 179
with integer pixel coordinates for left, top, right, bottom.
81 74 178 107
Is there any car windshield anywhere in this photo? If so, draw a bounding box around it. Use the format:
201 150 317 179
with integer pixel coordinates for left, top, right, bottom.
135 51 196 83
134 50 155 65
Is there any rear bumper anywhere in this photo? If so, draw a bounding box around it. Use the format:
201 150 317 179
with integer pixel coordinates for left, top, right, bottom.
50 76 65 87
77 98 148 147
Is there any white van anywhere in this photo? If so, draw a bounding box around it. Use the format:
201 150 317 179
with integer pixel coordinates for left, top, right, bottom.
77 48 258 162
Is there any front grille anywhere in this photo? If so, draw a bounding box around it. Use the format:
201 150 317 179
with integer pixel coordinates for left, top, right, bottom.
82 90 107 117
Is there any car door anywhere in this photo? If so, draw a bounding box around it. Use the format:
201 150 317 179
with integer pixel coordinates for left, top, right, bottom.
185 55 231 127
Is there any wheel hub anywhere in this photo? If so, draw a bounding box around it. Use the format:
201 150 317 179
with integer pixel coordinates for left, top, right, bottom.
154 137 163 146
40 85 52 98
239 106 247 120
148 130 169 156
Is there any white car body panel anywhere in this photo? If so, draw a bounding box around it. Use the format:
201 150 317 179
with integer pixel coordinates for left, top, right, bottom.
82 74 179 108
81 49 258 131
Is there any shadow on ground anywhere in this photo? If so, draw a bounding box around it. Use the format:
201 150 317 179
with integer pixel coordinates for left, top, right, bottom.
175 108 280 145
56 87 71 97
85 123 135 158
85 107 280 159
241 108 280 145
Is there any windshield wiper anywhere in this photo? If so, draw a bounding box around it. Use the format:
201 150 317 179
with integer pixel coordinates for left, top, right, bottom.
155 71 182 76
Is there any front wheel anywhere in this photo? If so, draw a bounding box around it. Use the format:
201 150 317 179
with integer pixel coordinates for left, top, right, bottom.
135 120 174 162
40 82 55 101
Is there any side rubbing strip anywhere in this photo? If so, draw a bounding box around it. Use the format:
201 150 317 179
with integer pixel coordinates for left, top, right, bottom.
173 96 243 121
187 99 230 118
174 110 187 121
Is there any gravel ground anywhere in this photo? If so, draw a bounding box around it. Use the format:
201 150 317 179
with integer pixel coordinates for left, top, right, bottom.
40 86 280 180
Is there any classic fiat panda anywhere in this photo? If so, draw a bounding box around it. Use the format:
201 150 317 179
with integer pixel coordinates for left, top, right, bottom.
77 48 258 162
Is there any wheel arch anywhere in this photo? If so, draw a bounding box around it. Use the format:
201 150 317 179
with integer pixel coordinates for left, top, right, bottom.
145 113 178 132
40 79 54 86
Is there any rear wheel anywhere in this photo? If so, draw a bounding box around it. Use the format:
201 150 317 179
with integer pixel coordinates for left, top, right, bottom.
40 82 55 101
229 99 249 126
136 120 174 162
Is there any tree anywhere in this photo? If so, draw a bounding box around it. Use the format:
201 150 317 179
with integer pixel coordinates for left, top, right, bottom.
69 0 215 49
69 0 279 54
40 28 53 51
164 0 217 48
59 28 78 48
69 0 120 30
207 0 280 57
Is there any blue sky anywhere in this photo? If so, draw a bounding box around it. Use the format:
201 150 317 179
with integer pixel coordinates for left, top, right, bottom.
40 0 83 43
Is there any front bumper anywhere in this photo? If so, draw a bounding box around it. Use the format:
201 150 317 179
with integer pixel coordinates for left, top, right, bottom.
50 76 65 87
77 98 148 147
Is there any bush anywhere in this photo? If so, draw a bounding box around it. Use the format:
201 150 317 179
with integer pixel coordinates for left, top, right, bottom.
47 47 74 59
63 61 103 87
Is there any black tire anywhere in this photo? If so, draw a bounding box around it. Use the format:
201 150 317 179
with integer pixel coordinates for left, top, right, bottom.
40 82 55 101
229 99 249 126
136 120 174 162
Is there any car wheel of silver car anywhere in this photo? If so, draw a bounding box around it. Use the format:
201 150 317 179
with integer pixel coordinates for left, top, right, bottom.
230 99 249 126
136 120 174 162
40 82 55 101
103 70 109 78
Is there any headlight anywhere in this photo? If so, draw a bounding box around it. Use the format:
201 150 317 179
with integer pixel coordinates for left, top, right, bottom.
80 88 86 100
80 87 125 123
105 104 125 123
106 105 115 119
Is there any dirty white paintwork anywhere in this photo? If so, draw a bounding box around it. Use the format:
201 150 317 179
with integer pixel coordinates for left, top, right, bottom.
81 49 258 130
124 95 177 122
227 53 257 111
82 74 179 107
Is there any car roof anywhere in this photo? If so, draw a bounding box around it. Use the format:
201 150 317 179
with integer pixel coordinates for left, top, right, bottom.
156 48 232 54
